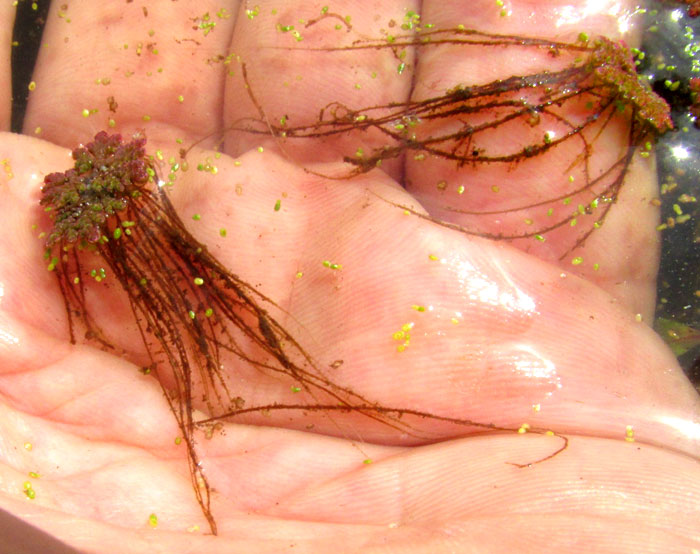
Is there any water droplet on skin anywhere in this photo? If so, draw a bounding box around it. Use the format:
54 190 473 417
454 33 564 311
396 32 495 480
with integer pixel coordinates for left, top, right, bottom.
446 254 537 320
0 317 20 347
478 343 562 404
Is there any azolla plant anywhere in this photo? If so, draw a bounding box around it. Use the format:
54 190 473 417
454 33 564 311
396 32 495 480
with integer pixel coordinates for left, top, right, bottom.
41 131 340 534
225 27 673 257
41 131 564 534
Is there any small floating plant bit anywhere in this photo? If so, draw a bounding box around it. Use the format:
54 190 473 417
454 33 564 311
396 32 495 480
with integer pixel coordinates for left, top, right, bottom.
689 77 700 127
42 131 570 534
675 0 700 18
219 28 672 257
586 37 673 133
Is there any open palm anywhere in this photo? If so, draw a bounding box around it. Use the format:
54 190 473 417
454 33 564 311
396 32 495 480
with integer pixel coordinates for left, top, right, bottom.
0 1 698 552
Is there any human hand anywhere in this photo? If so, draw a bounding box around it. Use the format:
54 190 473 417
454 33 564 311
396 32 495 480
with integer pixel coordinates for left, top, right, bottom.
0 1 698 552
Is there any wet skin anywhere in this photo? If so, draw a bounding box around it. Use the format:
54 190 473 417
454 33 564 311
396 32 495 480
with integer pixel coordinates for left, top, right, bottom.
0 1 698 552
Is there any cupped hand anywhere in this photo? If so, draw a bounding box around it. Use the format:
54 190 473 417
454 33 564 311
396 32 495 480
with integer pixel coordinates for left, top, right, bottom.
0 1 698 552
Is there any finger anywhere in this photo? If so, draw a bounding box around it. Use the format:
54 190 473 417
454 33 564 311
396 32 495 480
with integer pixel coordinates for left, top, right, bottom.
0 2 15 130
222 1 419 179
0 133 72 338
159 150 698 457
23 1 240 148
5 134 695 458
0 311 396 545
270 435 700 552
406 0 660 318
2 363 698 554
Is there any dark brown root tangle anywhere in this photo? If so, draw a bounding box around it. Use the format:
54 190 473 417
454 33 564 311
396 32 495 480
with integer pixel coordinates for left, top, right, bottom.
41 131 568 534
209 29 671 258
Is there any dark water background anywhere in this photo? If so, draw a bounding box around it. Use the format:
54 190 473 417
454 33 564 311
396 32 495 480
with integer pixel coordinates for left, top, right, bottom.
641 3 700 386
9 1 700 386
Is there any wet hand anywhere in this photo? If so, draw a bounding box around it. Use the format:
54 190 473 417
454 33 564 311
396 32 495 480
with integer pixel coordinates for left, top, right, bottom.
0 1 698 552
